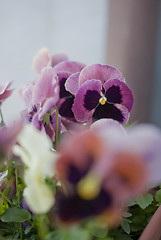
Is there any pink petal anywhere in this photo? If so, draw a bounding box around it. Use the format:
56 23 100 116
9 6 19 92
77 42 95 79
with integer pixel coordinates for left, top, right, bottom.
65 72 80 95
51 53 69 67
32 47 51 74
79 64 125 86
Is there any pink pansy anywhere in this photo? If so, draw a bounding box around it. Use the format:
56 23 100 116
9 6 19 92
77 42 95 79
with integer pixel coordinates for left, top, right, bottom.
20 67 61 141
90 119 161 201
32 47 69 74
55 119 161 225
0 81 13 105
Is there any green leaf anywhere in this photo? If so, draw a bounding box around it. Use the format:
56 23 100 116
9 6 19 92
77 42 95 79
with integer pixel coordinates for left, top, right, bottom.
1 207 31 223
155 189 161 203
121 221 130 234
118 234 132 240
127 199 136 207
135 193 153 209
122 212 132 218
0 203 7 216
61 226 90 240
44 113 50 125
24 225 33 234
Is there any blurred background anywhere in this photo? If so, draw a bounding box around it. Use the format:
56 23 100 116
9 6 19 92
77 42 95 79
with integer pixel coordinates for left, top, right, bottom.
0 0 161 127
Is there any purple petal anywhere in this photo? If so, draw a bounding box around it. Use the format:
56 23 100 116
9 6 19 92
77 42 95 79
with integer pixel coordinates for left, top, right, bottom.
56 72 72 98
38 95 59 121
65 72 80 95
79 64 125 86
52 61 86 76
58 97 75 119
72 80 102 122
104 79 133 111
20 81 35 111
33 67 59 107
93 103 129 125
32 112 42 130
51 53 68 67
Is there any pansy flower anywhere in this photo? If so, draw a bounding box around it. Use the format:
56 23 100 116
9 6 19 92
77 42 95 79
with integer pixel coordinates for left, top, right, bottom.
13 124 57 214
0 81 13 105
55 131 113 224
20 67 61 141
55 119 161 225
52 61 86 120
90 119 161 201
72 64 133 124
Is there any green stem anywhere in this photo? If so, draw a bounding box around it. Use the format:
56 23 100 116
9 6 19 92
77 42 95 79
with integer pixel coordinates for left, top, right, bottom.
54 105 59 147
15 167 23 239
0 190 13 206
19 223 23 240
0 108 4 125
15 167 20 207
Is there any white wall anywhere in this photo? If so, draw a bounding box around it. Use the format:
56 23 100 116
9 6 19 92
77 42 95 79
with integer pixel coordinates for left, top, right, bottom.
0 0 109 123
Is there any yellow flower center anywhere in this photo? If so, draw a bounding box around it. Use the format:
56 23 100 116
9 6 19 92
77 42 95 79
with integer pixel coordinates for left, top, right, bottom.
77 174 101 200
99 93 107 105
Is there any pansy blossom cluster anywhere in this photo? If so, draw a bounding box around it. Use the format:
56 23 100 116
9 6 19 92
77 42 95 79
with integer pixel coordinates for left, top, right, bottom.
0 48 161 240
20 47 133 143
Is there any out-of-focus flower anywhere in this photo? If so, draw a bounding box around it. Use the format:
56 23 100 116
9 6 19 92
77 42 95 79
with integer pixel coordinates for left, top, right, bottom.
13 124 57 214
32 47 68 74
91 119 161 201
0 121 23 155
72 64 133 124
55 119 161 225
55 130 113 224
0 81 13 105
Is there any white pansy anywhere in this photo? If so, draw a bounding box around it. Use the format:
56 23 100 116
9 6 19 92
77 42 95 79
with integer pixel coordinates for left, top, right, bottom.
13 124 58 214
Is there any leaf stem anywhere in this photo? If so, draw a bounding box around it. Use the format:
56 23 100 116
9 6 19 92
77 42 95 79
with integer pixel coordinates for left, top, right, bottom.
54 105 59 147
0 107 4 125
19 223 23 240
15 166 20 207
0 190 13 206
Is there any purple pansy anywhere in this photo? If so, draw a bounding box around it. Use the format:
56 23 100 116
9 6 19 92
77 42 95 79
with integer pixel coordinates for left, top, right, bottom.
52 61 86 120
21 67 61 141
72 64 133 124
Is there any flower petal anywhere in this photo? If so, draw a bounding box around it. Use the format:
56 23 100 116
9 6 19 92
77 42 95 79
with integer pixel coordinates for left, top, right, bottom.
93 103 129 125
58 96 75 119
0 81 13 104
126 124 161 187
72 80 102 122
65 72 80 95
32 47 51 74
33 67 59 107
104 79 133 111
51 53 68 67
79 64 125 86
52 61 86 76
56 72 72 98
90 119 126 146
